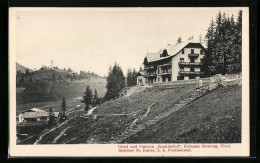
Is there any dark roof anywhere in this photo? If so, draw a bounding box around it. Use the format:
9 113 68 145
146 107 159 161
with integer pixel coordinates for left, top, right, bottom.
136 71 146 76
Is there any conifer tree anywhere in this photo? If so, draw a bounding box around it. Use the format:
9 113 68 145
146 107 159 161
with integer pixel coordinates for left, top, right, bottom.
132 68 137 86
235 10 242 73
93 89 99 107
127 68 132 87
126 68 138 87
82 85 93 111
204 10 242 75
48 108 56 128
205 18 216 76
61 96 66 113
60 96 67 122
105 63 125 100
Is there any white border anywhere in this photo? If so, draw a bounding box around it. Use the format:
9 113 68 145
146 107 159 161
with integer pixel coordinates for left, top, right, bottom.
9 7 250 157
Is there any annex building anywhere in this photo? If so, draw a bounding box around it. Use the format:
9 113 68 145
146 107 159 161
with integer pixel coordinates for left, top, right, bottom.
18 108 59 123
137 39 207 86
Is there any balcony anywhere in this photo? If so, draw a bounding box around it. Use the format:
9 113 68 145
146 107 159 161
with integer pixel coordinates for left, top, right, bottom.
178 62 203 66
144 73 157 77
178 71 204 75
145 65 157 70
158 70 172 76
188 53 199 58
159 63 172 67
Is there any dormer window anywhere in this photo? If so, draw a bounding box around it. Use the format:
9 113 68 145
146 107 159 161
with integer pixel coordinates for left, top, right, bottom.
160 50 168 58
200 50 203 54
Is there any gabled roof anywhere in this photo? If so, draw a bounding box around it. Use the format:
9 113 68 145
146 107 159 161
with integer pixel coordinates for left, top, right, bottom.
37 112 49 117
22 107 47 113
136 70 147 76
23 112 38 118
23 110 59 118
146 50 171 63
145 39 207 63
30 108 47 112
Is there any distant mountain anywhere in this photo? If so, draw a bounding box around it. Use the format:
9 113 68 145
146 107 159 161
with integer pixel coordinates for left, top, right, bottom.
16 62 33 74
16 63 107 103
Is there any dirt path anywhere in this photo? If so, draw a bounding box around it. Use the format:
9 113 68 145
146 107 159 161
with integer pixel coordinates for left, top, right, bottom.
87 107 98 115
33 119 70 144
52 127 71 144
123 86 149 98
130 102 156 129
143 102 157 118
33 110 79 144
116 102 157 142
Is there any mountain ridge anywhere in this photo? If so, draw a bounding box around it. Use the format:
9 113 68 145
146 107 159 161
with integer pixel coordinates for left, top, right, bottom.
16 62 33 74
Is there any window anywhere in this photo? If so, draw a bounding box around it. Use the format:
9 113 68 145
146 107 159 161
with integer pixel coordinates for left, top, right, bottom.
200 50 203 54
182 49 184 54
190 67 195 72
180 58 184 62
180 67 184 72
190 58 195 63
162 77 166 82
177 76 184 80
191 49 194 54
200 58 204 63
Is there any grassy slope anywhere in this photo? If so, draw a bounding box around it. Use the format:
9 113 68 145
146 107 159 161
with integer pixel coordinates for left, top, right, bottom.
123 85 241 143
16 80 106 113
37 85 197 144
34 85 241 144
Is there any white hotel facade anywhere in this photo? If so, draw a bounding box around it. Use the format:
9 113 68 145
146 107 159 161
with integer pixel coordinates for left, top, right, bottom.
136 39 207 86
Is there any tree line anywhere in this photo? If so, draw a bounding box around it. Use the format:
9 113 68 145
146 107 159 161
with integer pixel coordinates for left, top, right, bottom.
204 10 242 75
47 96 68 128
126 68 137 87
17 67 104 87
104 63 125 101
82 86 102 110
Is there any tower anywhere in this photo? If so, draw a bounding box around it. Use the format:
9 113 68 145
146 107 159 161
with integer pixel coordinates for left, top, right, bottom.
50 60 53 69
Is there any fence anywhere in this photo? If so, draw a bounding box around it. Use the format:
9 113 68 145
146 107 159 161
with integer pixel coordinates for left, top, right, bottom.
214 74 242 86
152 74 241 87
152 77 211 87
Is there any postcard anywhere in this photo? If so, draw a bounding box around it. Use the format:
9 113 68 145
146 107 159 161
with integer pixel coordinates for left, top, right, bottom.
9 7 250 157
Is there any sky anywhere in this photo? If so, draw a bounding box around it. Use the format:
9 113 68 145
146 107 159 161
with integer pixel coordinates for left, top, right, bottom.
13 8 242 76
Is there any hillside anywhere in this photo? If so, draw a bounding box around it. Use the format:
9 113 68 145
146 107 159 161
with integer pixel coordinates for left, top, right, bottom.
16 80 106 107
16 63 107 104
16 62 33 74
123 85 241 143
31 84 241 144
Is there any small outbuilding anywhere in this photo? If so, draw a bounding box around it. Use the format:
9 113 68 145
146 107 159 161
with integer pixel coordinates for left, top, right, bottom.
18 108 59 123
136 71 147 86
